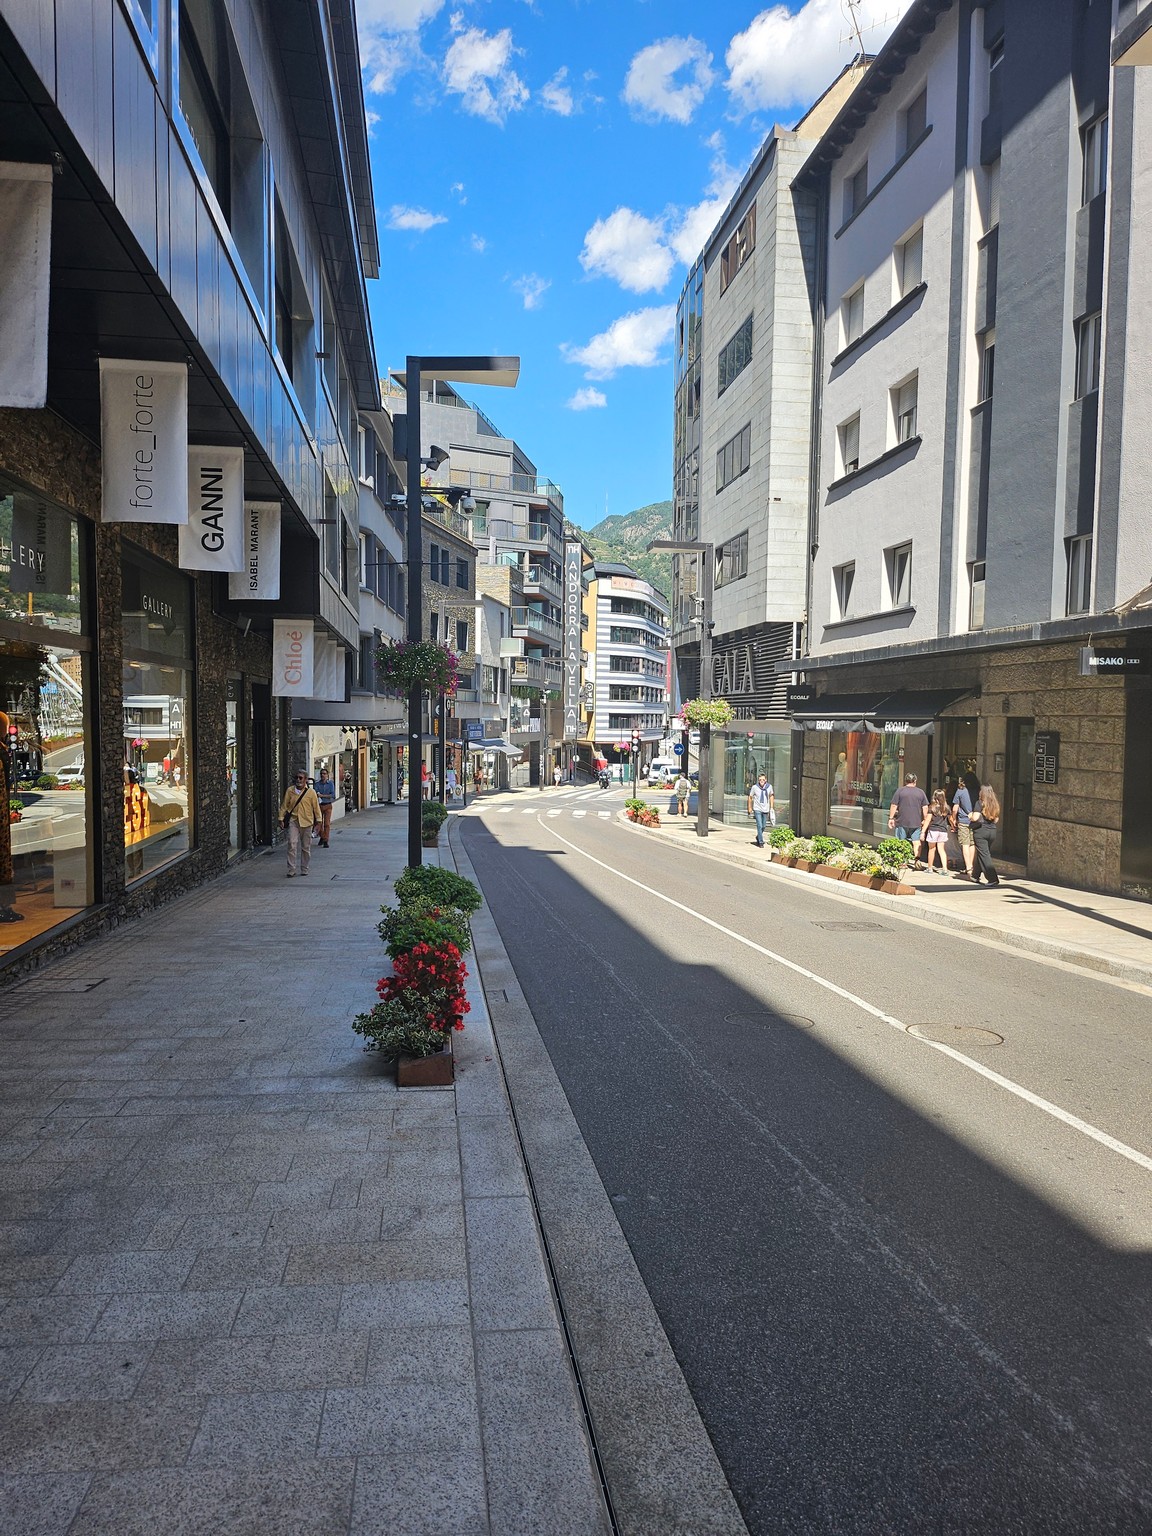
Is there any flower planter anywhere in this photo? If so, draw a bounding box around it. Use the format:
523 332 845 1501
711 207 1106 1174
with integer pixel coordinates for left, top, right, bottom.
814 864 846 881
884 880 916 896
846 871 876 887
794 859 820 873
776 855 796 868
421 834 439 848
396 1035 453 1087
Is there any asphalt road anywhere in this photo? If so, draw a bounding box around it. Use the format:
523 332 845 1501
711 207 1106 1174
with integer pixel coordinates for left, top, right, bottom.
460 786 1152 1536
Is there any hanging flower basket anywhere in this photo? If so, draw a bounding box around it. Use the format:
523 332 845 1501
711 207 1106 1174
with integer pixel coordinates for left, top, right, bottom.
681 697 735 729
375 639 460 697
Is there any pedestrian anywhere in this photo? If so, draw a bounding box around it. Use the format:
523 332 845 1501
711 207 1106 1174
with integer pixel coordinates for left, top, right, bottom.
747 773 775 846
315 764 336 847
420 760 430 800
473 763 482 794
280 769 322 877
553 763 562 787
968 784 1002 885
950 770 982 879
920 789 952 875
888 772 929 869
674 770 690 816
446 765 458 800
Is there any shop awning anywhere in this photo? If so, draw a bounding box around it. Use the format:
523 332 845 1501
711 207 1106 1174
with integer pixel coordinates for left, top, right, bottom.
467 738 522 757
863 688 974 735
790 691 891 731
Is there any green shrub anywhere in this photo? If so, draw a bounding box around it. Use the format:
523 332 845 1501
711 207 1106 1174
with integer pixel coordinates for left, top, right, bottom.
394 864 482 914
353 994 451 1058
421 801 449 829
377 901 472 957
35 773 58 790
788 837 813 861
9 798 23 814
768 824 796 848
809 835 844 863
624 797 647 813
876 837 915 870
846 843 877 873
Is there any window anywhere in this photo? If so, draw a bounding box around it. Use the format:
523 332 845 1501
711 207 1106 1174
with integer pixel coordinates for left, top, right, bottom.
838 415 861 476
1082 115 1108 204
833 562 855 621
428 542 450 586
844 161 868 222
977 328 996 403
359 532 371 590
885 542 912 608
969 561 986 630
456 620 470 655
715 532 749 589
1066 536 1092 616
716 424 752 492
455 557 469 589
720 205 757 293
897 226 923 296
842 284 865 347
717 315 754 396
358 635 374 692
272 202 313 409
985 157 1001 230
902 88 927 153
1075 312 1101 398
892 375 919 443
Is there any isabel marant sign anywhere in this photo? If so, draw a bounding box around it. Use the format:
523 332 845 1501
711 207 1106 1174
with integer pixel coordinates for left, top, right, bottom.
8 496 71 595
563 541 582 742
228 502 282 602
273 618 314 697
99 360 188 524
179 446 245 572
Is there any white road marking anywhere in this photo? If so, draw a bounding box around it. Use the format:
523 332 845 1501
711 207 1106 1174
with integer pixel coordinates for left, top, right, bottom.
573 810 586 818
497 808 512 815
540 818 1152 1177
547 810 562 817
597 812 611 819
522 809 535 815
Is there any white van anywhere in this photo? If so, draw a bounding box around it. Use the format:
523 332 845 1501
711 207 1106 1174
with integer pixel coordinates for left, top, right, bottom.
646 757 679 785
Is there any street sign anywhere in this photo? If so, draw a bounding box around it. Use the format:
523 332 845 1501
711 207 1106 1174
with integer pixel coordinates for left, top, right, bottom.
672 742 684 755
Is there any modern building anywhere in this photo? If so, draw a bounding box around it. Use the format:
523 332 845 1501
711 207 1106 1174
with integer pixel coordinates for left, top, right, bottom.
582 561 669 778
0 0 378 968
788 0 1152 895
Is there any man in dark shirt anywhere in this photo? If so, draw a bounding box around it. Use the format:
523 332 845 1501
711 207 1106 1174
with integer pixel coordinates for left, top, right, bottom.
888 772 929 867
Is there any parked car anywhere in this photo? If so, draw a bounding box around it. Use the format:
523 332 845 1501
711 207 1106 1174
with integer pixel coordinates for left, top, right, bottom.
55 763 85 787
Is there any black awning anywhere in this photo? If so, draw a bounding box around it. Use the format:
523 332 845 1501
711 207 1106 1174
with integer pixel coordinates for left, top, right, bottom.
864 688 974 735
790 691 891 731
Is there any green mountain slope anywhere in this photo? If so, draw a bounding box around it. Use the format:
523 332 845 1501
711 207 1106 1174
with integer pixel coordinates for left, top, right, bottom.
571 499 673 599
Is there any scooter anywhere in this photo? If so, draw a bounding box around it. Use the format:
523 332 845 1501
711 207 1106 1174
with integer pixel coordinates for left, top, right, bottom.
597 770 611 789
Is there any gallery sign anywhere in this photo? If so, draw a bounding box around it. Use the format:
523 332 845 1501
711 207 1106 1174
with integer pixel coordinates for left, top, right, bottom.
228 501 282 602
179 446 245 572
272 619 314 697
99 359 188 524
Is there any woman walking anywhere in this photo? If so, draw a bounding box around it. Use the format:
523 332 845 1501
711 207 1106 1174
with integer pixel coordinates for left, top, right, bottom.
920 790 952 875
969 785 1002 885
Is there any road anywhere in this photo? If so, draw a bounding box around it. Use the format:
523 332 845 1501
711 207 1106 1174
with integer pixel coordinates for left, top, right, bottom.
460 784 1152 1536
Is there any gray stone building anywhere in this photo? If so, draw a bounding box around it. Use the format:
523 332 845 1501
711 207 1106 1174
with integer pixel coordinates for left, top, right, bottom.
0 0 378 969
788 0 1152 896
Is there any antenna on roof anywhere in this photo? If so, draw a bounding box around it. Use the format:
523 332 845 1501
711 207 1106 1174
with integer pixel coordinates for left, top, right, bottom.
839 0 902 56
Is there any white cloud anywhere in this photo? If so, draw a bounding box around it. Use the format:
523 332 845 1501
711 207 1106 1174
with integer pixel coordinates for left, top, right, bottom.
470 233 488 252
541 67 575 116
512 273 551 310
360 32 423 95
450 182 467 202
387 205 448 232
623 36 714 125
579 208 673 294
562 307 676 379
668 144 742 263
443 24 529 123
726 0 914 114
567 387 607 411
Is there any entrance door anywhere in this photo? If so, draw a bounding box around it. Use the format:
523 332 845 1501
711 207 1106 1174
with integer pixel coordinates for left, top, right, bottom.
1002 717 1034 860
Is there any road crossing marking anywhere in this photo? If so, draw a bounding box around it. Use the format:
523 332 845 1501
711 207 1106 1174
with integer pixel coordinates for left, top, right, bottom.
597 812 611 818
547 810 562 817
539 819 1152 1178
573 810 586 817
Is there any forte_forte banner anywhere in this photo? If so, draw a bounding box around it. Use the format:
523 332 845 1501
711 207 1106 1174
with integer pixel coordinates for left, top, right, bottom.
272 618 314 698
99 359 188 524
179 446 245 572
228 501 282 602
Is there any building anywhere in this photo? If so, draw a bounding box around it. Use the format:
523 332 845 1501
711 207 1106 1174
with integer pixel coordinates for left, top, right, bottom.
788 0 1152 895
0 0 378 967
671 65 865 828
582 562 669 778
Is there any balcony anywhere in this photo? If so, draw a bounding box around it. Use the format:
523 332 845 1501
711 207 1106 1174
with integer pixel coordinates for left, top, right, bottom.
525 565 561 602
511 606 561 644
421 501 471 541
510 655 563 691
454 469 564 516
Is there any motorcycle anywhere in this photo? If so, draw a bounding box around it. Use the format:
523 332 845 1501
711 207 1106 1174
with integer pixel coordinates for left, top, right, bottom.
597 770 611 789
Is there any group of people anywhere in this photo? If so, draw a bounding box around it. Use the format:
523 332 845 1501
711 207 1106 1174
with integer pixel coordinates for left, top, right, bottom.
887 771 1002 885
279 765 336 877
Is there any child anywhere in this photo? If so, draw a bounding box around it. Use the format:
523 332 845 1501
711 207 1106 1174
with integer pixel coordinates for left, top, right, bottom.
920 789 952 875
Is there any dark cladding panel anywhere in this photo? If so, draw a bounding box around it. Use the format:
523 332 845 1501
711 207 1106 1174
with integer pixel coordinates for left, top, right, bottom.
111 5 158 271
56 0 115 193
2 0 56 94
166 129 199 330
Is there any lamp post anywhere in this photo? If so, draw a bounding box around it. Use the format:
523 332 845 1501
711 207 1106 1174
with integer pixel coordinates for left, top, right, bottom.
402 355 519 866
647 538 714 839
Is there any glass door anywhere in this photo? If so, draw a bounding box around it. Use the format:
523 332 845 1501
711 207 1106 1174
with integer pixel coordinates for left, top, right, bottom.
1002 717 1034 860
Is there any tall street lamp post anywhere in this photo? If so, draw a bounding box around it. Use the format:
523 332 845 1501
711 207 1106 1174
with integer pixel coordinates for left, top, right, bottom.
648 538 714 839
403 355 519 867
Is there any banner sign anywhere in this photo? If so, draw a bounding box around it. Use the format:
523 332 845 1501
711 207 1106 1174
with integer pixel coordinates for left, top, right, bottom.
228 501 281 602
313 636 344 703
179 446 245 571
0 163 53 409
100 359 188 524
272 619 314 697
9 495 72 595
563 540 582 742
1079 646 1152 676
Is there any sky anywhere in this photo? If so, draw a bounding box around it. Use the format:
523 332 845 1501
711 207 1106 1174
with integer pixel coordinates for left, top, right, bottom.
359 0 913 530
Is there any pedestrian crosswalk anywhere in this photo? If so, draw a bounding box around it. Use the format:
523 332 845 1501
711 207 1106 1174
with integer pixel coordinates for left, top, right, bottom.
491 805 615 820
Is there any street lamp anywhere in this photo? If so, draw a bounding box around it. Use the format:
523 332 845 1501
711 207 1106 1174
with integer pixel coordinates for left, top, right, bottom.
647 538 714 839
403 355 520 866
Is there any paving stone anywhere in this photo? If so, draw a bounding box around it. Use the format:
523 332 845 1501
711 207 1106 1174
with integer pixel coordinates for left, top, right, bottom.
135 1334 368 1399
0 1398 201 1472
350 1450 488 1536
0 1295 108 1346
337 1280 470 1332
169 1213 275 1249
317 1382 478 1458
53 1250 198 1295
247 1177 338 1211
0 1255 73 1297
88 1290 243 1342
16 1343 154 1403
459 1114 529 1199
231 1284 343 1337
187 1389 324 1466
0 1472 91 1535
464 1195 557 1332
0 1345 42 1402
283 1237 466 1287
183 1244 291 1290
267 1208 383 1245
365 1325 475 1389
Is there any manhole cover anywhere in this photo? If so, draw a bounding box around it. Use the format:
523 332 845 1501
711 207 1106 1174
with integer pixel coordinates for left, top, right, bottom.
813 921 890 932
907 1023 1004 1047
725 1011 815 1030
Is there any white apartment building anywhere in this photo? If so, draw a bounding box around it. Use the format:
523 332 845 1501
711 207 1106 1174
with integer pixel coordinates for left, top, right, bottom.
584 563 669 771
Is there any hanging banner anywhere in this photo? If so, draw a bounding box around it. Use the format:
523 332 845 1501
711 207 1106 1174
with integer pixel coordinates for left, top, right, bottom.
0 163 53 409
228 501 281 602
8 495 72 595
563 540 582 742
99 359 188 524
272 619 314 697
179 446 245 571
313 636 344 702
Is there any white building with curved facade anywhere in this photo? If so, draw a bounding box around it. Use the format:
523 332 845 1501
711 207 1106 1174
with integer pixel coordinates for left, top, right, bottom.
585 562 669 770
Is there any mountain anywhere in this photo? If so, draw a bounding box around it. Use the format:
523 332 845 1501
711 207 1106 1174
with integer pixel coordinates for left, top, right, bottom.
572 499 674 599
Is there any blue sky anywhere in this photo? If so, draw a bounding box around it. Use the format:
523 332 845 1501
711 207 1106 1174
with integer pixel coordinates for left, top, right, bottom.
359 0 911 530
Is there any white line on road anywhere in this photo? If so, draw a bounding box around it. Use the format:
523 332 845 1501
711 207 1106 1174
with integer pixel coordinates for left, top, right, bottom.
547 810 562 817
522 809 535 815
597 812 611 819
573 810 586 818
541 819 1152 1176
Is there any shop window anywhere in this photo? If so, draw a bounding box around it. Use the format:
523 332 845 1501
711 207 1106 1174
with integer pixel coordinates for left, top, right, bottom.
1082 115 1108 205
1075 312 1101 399
828 728 929 843
885 541 913 608
842 283 865 347
226 678 241 859
897 226 923 297
838 414 860 476
121 548 194 882
892 374 919 443
833 561 855 621
0 488 95 949
1066 535 1092 616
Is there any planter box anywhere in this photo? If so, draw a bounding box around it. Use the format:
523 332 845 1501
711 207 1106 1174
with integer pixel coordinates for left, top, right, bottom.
814 864 846 880
794 859 820 873
396 1037 453 1086
775 854 795 867
885 880 916 896
846 871 877 887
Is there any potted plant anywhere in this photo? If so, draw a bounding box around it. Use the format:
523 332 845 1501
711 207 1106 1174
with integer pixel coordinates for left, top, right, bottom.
378 899 472 959
375 638 460 698
789 837 819 872
874 837 916 894
845 843 879 887
420 800 449 847
810 835 847 878
8 797 22 824
354 941 471 1086
768 825 796 863
624 798 661 827
393 864 482 914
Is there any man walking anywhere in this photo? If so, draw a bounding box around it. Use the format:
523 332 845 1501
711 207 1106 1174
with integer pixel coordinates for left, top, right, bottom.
280 770 322 877
315 765 336 847
888 772 929 869
748 774 775 847
673 770 691 816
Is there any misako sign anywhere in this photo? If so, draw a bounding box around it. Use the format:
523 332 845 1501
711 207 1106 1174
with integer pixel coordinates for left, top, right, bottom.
1079 646 1152 676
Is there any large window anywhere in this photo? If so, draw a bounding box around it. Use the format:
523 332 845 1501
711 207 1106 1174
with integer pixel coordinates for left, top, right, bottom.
715 532 748 588
838 415 861 476
902 88 927 153
0 489 95 951
121 549 194 882
720 206 757 293
885 542 912 608
833 561 855 621
717 315 754 396
273 201 315 417
716 424 751 492
897 227 923 296
844 161 868 222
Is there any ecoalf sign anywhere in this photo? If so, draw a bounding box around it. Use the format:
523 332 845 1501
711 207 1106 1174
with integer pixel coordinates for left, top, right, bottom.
273 619 314 697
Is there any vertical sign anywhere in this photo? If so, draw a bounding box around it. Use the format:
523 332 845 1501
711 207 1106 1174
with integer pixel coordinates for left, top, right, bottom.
0 162 53 408
99 359 188 524
179 446 245 571
1033 731 1060 786
228 501 282 602
272 619 314 698
9 496 72 595
563 540 582 742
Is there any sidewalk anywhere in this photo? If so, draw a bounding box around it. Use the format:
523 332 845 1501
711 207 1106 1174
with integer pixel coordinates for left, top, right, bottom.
635 798 1152 989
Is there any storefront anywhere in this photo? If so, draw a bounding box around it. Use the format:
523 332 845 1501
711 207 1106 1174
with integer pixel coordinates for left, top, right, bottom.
719 728 794 828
